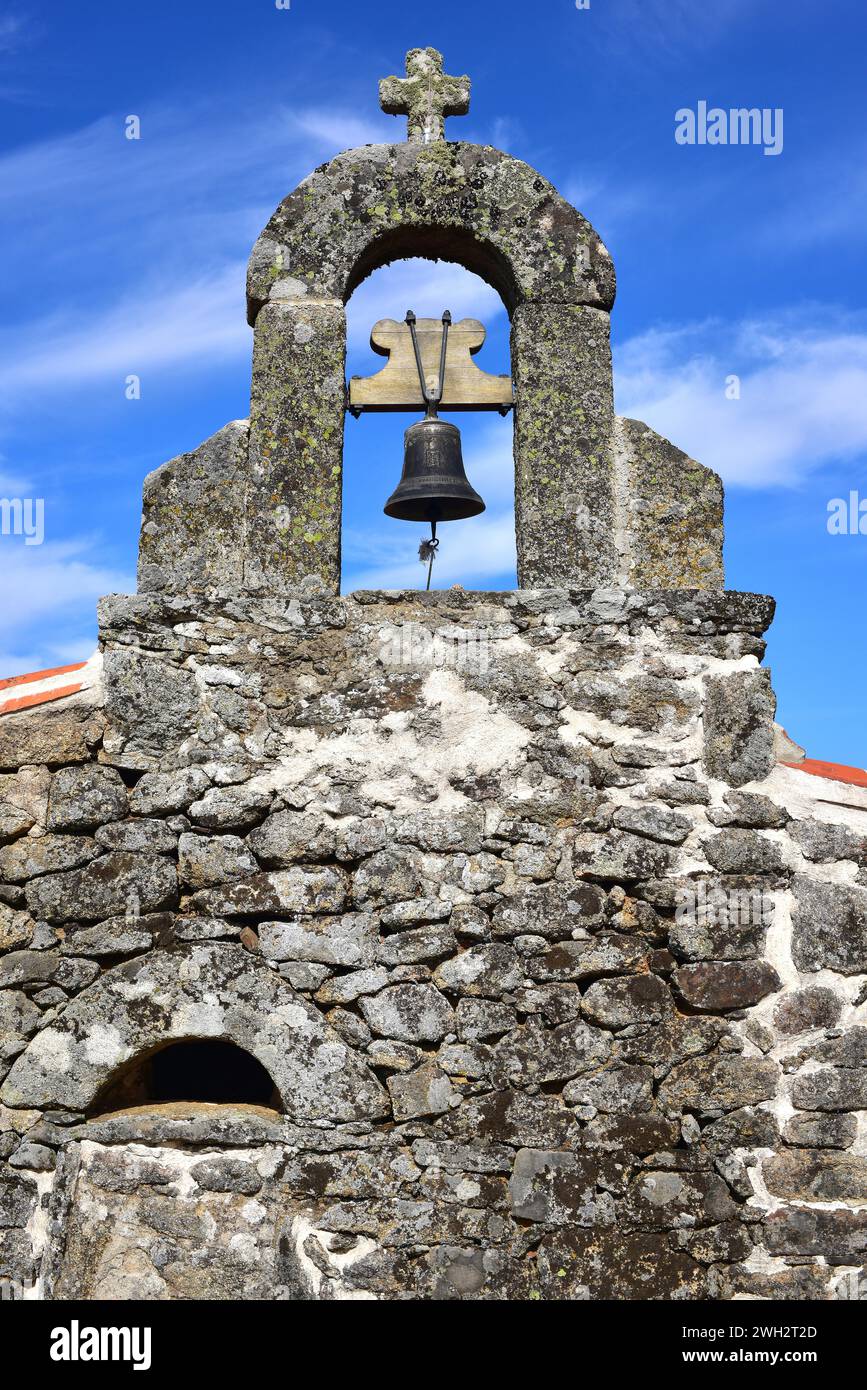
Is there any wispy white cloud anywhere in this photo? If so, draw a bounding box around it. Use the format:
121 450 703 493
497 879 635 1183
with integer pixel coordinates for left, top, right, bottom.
455 418 514 510
615 309 867 487
0 97 507 406
0 255 505 400
0 104 377 216
562 172 657 243
0 459 32 494
562 161 751 250
579 0 760 63
459 113 530 155
0 99 400 405
0 537 133 678
289 107 394 152
0 99 393 316
758 145 867 253
0 263 250 398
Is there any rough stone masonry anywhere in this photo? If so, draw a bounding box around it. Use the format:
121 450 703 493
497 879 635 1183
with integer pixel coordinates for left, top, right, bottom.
1 50 866 1301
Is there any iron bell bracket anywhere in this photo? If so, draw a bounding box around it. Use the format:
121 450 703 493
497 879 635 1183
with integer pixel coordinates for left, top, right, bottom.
406 309 451 417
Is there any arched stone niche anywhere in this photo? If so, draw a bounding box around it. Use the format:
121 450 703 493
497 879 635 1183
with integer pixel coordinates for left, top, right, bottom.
136 142 723 598
0 943 388 1124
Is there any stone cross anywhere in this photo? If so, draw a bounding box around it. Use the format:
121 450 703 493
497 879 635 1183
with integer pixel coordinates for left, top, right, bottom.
380 47 470 144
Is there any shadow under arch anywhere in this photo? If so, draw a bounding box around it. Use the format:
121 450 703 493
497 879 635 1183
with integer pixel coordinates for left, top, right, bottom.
89 1037 282 1117
343 221 521 318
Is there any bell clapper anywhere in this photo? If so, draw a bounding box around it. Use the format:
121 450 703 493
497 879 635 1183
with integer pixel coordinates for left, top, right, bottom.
418 520 439 591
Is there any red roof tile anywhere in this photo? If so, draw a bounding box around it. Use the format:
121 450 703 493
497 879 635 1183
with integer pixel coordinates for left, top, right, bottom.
0 655 98 719
0 683 85 716
0 661 87 693
782 758 867 789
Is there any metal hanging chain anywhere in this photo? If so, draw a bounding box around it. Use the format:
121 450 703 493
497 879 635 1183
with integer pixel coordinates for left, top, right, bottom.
407 310 450 589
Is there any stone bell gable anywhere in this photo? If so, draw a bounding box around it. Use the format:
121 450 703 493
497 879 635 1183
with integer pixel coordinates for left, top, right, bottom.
139 78 722 597
2 50 866 1304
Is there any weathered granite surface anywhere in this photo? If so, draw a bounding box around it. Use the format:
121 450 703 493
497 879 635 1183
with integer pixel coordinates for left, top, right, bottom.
617 418 725 589
512 305 616 589
138 421 249 594
1 586 864 1301
247 301 346 596
245 141 614 320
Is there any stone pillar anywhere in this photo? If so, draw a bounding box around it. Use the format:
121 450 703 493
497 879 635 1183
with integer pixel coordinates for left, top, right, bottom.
512 305 616 589
247 300 346 594
615 418 724 589
137 421 249 594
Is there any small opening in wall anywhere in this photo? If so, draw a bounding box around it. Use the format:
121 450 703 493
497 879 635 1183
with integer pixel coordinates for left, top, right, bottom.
342 256 517 593
89 1039 282 1116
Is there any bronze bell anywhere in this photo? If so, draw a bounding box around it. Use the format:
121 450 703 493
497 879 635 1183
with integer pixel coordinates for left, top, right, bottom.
384 416 486 524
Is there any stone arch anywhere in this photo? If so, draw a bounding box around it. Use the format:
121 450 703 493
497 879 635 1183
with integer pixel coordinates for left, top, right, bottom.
245 142 616 319
244 141 619 596
0 943 388 1123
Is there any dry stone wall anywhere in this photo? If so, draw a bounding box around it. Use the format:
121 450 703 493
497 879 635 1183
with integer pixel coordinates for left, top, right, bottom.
1 586 865 1299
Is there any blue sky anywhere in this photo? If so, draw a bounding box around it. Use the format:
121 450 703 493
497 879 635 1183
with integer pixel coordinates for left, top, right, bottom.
1 0 866 764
